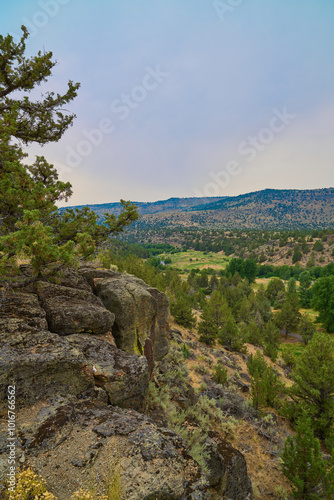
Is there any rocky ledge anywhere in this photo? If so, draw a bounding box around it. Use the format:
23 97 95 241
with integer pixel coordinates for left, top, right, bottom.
0 265 252 499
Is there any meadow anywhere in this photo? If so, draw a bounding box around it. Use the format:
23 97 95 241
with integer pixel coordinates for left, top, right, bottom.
163 250 231 271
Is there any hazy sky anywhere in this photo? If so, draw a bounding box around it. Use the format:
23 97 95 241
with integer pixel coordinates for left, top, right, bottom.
1 0 334 205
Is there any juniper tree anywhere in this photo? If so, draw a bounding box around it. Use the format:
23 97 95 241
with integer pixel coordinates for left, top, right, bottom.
274 294 300 338
247 350 283 411
0 27 138 277
282 412 334 499
299 270 313 308
290 332 334 442
265 277 286 306
311 276 334 333
299 313 316 345
281 413 325 500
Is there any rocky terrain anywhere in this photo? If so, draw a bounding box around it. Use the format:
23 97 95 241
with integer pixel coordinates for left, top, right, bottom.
0 264 253 499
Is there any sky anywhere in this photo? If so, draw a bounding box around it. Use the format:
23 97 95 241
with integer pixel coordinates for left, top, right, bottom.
1 0 334 205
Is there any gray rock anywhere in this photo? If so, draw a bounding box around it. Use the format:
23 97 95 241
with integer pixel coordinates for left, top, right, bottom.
0 290 48 330
204 431 253 499
3 400 211 500
36 281 115 335
93 272 170 361
67 334 149 412
0 326 93 411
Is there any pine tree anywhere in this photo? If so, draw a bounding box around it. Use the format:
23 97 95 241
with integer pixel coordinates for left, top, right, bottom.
170 295 196 329
299 270 313 308
275 294 300 339
311 276 334 333
299 313 316 345
290 332 334 441
281 413 325 499
247 350 283 411
198 306 217 345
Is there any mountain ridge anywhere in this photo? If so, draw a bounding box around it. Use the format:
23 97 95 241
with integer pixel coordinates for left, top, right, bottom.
62 188 334 230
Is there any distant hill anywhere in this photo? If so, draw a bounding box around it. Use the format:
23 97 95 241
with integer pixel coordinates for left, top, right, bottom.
61 196 224 218
63 188 334 230
135 188 334 230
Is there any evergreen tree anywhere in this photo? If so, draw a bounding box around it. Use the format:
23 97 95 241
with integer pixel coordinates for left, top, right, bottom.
244 319 263 346
198 291 232 345
275 295 300 338
254 286 273 322
299 314 316 345
287 277 298 296
265 278 286 306
247 350 283 411
198 306 217 345
262 320 280 361
170 295 196 329
235 295 252 323
290 332 334 441
218 317 243 351
299 270 313 308
281 413 326 500
311 276 334 333
292 245 302 264
258 250 266 263
307 252 316 268
243 258 257 283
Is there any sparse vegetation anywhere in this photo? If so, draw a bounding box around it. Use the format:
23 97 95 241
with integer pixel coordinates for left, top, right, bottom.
6 469 55 500
213 363 228 385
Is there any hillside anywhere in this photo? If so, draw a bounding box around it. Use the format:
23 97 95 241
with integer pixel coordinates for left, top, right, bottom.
136 188 334 230
62 196 224 218
64 188 334 230
120 228 334 269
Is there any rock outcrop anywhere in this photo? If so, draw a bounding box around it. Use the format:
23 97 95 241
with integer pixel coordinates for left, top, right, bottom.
67 334 148 411
0 398 210 500
0 282 149 413
0 265 254 499
36 281 115 335
81 268 170 363
204 432 253 499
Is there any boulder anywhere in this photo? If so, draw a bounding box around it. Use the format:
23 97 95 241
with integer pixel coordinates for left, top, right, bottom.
0 289 47 330
91 272 169 361
204 431 253 499
36 281 115 335
67 334 149 411
0 325 93 412
0 323 149 414
0 399 211 500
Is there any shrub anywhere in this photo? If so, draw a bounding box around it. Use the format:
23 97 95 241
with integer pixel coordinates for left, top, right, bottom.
194 364 210 375
274 486 289 500
213 363 228 385
181 343 190 359
6 469 55 500
313 240 324 252
247 350 284 412
195 395 238 437
147 348 209 472
199 381 208 392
